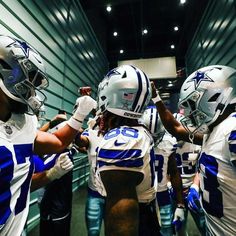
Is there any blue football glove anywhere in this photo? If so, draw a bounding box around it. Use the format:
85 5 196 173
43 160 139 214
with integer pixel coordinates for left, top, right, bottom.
172 206 185 232
187 184 201 214
167 182 176 201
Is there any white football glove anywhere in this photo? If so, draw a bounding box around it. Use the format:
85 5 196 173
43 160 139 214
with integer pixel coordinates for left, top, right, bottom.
68 96 97 130
172 206 185 231
46 152 74 181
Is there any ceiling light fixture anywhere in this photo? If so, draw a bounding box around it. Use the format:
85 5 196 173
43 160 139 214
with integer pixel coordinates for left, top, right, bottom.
113 31 118 37
171 44 175 49
180 0 186 4
120 49 124 54
142 29 148 35
174 26 179 31
106 5 112 12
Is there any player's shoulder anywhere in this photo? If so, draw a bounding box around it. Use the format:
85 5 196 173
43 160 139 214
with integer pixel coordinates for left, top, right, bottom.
101 126 149 149
220 112 236 135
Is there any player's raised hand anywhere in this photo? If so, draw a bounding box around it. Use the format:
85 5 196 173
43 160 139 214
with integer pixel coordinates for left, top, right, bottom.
151 81 162 103
73 96 97 121
46 152 74 180
68 96 97 130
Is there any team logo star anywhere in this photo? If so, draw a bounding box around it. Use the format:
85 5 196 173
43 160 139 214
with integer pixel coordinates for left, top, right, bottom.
189 70 214 89
106 69 121 78
7 38 37 58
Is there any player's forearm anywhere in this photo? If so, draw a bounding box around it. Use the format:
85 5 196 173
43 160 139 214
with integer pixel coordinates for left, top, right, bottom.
170 172 185 205
156 100 203 145
30 172 51 192
168 154 185 205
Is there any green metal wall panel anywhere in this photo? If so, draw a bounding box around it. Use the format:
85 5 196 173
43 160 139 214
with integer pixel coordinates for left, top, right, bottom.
185 0 236 75
0 0 108 233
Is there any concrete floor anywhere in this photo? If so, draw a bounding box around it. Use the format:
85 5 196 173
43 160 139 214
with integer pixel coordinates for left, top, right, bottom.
28 184 201 236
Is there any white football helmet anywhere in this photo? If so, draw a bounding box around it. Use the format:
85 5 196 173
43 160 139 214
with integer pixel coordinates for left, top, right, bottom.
139 105 165 143
97 65 152 119
0 35 48 114
178 65 236 133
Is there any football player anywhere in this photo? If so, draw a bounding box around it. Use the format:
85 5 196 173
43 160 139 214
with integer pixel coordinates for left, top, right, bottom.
75 117 105 236
140 106 185 236
172 113 205 236
95 65 161 235
0 35 96 236
153 65 236 235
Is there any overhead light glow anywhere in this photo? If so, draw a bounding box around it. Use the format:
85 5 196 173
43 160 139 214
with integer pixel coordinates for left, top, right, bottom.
174 26 179 31
113 31 118 37
120 49 124 54
106 5 112 12
171 44 175 49
180 0 186 4
143 29 148 35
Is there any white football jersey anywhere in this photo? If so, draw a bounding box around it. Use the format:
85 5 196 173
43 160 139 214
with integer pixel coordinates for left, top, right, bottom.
199 113 236 235
0 113 38 236
96 126 156 203
175 141 201 188
155 131 177 192
82 129 103 192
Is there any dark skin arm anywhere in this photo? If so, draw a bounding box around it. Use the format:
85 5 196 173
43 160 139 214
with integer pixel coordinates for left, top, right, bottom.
101 170 143 236
30 172 51 192
168 152 184 206
151 82 203 145
34 124 78 155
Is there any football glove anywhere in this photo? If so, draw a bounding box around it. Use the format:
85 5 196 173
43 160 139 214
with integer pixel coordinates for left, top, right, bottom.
187 184 201 214
68 95 97 130
172 206 185 232
46 152 74 181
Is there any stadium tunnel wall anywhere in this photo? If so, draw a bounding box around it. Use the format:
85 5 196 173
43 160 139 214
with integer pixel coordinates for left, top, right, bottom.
185 0 236 75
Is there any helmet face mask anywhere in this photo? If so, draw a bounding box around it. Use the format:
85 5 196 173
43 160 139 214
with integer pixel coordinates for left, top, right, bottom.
0 35 48 115
97 65 152 119
179 65 236 134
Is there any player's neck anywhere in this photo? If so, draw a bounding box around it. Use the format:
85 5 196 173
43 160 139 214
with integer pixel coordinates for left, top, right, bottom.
0 109 11 122
0 89 12 122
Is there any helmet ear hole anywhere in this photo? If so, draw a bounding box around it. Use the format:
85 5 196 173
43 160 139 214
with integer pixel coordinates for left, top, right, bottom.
101 96 106 101
208 93 220 102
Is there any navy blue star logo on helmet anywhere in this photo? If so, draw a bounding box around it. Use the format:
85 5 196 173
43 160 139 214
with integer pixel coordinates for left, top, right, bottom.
8 38 37 59
190 70 214 89
106 69 121 78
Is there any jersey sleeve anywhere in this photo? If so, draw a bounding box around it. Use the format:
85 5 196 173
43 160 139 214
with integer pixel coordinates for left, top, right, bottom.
33 148 76 173
225 114 236 165
228 130 236 164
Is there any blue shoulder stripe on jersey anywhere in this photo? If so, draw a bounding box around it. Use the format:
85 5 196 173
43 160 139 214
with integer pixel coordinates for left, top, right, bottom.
98 149 142 159
229 144 236 154
98 158 143 168
228 130 236 141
